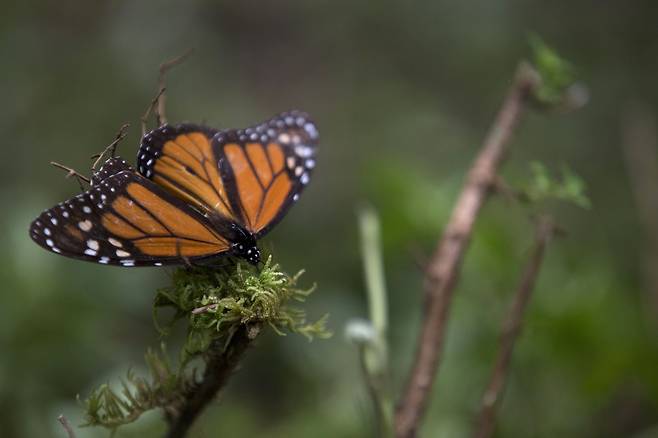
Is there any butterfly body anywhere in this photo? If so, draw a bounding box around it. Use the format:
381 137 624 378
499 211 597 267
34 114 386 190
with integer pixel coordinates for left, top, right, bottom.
29 111 317 267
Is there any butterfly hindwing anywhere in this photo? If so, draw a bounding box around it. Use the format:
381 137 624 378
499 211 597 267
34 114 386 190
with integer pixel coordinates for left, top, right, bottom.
30 161 230 267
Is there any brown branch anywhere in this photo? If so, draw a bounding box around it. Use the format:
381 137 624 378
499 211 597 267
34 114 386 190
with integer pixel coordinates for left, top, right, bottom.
50 161 91 191
474 217 556 438
142 87 167 136
191 303 219 315
57 414 76 438
164 323 260 438
157 48 195 126
394 62 541 438
621 102 658 324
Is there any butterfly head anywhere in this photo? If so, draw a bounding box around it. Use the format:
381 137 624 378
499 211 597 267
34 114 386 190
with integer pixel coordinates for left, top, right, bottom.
227 225 260 265
231 241 260 265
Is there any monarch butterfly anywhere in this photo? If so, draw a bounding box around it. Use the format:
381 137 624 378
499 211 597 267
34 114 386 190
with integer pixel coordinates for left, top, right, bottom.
29 111 318 267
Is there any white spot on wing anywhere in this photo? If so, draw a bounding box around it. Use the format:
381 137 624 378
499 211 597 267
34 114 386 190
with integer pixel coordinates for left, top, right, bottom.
108 238 122 247
87 239 99 251
116 249 131 257
79 220 92 231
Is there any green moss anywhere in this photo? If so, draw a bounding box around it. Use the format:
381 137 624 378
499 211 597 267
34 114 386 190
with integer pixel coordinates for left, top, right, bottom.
81 255 330 432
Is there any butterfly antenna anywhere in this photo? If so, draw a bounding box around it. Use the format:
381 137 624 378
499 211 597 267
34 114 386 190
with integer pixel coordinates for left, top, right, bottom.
90 123 130 170
50 161 91 191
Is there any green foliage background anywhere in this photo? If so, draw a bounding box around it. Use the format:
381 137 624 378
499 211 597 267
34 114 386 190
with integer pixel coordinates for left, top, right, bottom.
1 1 658 437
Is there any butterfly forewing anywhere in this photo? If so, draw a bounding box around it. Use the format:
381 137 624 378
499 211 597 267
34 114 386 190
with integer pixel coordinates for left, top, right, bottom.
137 124 238 221
216 111 318 237
137 110 319 238
30 164 230 267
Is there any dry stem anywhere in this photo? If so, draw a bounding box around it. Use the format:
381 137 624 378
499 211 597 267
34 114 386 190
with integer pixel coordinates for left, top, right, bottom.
57 415 76 438
474 217 556 438
621 102 658 324
394 63 541 438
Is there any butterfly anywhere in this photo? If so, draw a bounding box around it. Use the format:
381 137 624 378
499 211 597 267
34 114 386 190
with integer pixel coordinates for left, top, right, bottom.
29 111 318 267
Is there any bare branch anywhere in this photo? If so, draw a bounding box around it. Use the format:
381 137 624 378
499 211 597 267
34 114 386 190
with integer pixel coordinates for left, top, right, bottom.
142 87 167 137
621 102 658 325
474 216 556 438
90 123 130 170
394 63 541 438
57 414 76 438
157 48 195 126
50 161 91 190
191 303 219 315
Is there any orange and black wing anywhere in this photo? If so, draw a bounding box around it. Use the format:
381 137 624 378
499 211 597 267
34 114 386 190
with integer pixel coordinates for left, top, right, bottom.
137 124 238 221
29 159 230 267
215 111 319 237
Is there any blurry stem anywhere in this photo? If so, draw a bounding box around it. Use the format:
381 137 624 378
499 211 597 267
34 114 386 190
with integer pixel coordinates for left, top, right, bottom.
621 102 658 326
474 216 556 438
157 49 195 126
57 415 76 438
90 123 130 170
395 62 541 438
357 343 389 438
164 323 261 438
357 205 393 436
359 205 389 364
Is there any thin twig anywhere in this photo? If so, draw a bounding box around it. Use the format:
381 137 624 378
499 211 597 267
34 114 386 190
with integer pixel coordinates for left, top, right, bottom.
474 216 556 438
357 343 387 438
57 414 76 438
621 102 658 325
157 48 195 126
191 303 219 315
50 161 91 190
394 62 541 438
142 87 167 137
90 123 130 170
164 323 260 438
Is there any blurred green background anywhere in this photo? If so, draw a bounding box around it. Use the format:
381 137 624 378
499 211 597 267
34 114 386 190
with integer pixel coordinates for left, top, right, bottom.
2 1 658 437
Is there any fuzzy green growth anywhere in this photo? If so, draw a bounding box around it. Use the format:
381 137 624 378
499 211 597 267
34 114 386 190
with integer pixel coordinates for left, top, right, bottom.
524 161 591 210
82 255 330 431
528 34 576 106
82 346 189 429
156 255 331 362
